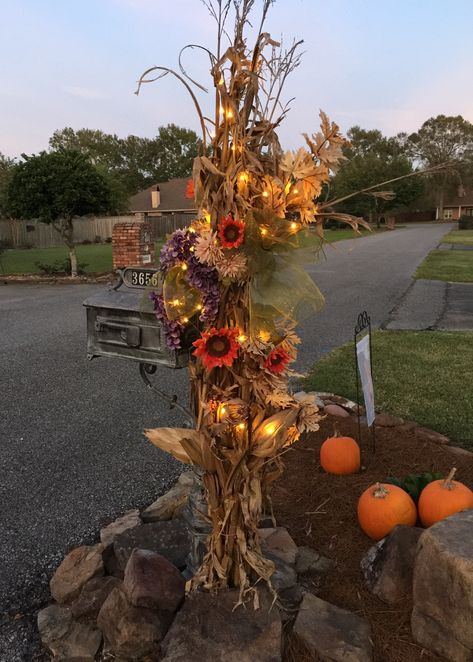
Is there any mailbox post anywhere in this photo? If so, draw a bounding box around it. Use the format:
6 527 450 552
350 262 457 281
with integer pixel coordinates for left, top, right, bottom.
83 266 198 424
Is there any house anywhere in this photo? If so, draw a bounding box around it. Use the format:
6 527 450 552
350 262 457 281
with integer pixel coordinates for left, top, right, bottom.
128 177 196 217
436 187 473 220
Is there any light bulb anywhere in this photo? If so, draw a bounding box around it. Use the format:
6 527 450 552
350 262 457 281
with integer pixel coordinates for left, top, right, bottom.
226 109 234 119
236 422 246 431
264 423 276 436
290 222 298 231
182 317 189 324
181 263 188 271
260 228 268 236
237 334 247 343
262 191 269 198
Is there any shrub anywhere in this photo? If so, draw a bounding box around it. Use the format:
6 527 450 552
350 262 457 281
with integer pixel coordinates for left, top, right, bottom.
105 236 112 243
94 235 102 243
459 215 473 230
35 258 88 276
81 238 92 245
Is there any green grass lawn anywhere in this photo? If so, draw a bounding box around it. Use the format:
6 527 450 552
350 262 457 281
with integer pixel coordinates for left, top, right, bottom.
304 330 473 448
415 249 473 282
0 242 164 275
442 229 473 245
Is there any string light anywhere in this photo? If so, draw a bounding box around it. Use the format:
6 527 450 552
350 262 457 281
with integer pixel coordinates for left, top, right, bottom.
258 330 271 342
226 109 234 119
182 317 189 324
264 423 276 436
290 222 298 231
181 263 188 271
262 191 269 198
197 304 203 311
239 172 249 183
293 188 299 194
236 422 246 431
171 298 180 306
260 227 268 236
237 334 247 343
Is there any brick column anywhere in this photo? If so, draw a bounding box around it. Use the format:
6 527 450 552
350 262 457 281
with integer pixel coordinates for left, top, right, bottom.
112 221 154 269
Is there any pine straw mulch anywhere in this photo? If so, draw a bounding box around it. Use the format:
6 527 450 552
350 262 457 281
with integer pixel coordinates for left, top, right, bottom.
272 415 473 662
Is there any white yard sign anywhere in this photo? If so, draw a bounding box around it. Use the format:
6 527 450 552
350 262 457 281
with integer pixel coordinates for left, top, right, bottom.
356 334 375 427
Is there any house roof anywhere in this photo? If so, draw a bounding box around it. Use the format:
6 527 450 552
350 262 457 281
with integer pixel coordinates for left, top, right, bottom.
128 177 196 213
443 188 473 208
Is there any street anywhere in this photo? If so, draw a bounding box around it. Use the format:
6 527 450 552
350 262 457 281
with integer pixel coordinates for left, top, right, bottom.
0 222 448 659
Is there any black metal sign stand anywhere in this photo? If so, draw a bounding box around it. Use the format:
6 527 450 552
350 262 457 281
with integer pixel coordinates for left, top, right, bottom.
354 311 376 453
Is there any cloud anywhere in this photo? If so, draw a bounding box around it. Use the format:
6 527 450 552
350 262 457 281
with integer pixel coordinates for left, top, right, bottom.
63 86 109 100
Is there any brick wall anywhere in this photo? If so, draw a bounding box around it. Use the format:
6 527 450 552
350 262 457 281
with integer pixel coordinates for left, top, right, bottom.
112 221 155 269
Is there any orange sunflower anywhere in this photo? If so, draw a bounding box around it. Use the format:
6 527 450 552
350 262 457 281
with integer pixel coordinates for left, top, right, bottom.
263 347 291 374
193 327 240 369
218 215 245 249
185 179 195 199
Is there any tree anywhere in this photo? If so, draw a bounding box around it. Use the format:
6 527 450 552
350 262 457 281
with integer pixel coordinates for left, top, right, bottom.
402 115 473 219
329 127 423 227
7 150 112 276
0 152 14 219
49 124 203 198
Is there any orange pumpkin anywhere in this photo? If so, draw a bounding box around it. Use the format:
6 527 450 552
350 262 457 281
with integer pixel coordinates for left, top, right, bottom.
320 431 360 475
357 482 417 540
418 468 473 527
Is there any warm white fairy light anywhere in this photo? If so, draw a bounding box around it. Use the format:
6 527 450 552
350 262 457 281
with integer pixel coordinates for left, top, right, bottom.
260 227 268 236
237 334 247 343
262 191 269 198
290 222 298 231
181 263 188 271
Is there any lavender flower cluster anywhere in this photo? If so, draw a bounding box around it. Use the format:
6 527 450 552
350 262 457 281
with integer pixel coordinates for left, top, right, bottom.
151 229 220 349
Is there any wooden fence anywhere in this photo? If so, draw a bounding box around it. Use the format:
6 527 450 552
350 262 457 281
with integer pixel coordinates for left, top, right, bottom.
0 213 193 248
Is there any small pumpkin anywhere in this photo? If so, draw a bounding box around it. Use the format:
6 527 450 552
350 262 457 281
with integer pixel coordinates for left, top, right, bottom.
418 467 473 527
320 428 360 475
357 482 417 540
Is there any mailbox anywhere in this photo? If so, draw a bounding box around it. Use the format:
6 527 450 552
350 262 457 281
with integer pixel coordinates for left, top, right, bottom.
83 267 198 369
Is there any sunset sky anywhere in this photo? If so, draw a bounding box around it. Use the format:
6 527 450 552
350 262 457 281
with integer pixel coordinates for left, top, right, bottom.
2 0 472 157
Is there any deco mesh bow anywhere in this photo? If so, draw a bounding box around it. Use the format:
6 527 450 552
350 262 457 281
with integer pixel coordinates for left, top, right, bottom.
138 0 365 598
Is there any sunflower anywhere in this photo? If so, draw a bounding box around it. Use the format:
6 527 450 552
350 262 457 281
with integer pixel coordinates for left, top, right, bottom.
218 215 245 249
193 327 240 370
185 179 195 200
263 346 291 374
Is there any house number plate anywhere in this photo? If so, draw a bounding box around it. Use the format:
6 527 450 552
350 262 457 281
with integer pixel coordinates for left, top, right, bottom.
122 267 160 289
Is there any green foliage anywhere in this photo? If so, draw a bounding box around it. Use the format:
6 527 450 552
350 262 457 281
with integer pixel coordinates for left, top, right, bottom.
401 115 473 213
7 150 112 223
0 152 15 219
35 258 88 276
385 472 443 504
459 215 473 230
48 123 203 197
330 127 423 222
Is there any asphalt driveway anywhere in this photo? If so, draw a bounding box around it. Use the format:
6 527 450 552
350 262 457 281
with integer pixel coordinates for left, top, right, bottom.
0 222 449 659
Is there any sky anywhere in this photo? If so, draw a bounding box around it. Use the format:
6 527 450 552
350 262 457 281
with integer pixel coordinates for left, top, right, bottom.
1 0 473 158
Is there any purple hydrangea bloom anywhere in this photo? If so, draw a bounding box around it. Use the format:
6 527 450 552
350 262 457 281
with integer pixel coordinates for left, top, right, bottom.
152 229 220 348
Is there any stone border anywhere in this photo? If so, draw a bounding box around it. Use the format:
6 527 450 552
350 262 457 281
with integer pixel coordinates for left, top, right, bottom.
1 273 114 285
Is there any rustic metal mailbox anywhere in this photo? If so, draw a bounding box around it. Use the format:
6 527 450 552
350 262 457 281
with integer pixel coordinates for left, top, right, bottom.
83 267 197 422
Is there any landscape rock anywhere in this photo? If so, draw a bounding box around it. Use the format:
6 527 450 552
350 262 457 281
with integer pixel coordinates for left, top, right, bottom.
113 519 191 572
259 527 298 566
269 556 298 594
100 509 141 547
414 426 450 445
374 413 404 427
295 546 333 576
324 403 350 418
160 588 282 661
361 525 423 604
97 586 165 659
411 509 473 661
71 576 122 619
292 592 372 662
142 472 195 522
123 549 185 612
37 604 102 660
50 544 104 603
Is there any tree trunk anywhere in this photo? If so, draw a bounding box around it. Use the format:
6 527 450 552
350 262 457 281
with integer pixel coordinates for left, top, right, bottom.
438 178 445 221
56 217 77 277
69 246 78 278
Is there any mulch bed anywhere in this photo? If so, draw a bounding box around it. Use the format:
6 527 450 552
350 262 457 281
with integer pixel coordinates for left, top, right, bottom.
273 415 473 662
